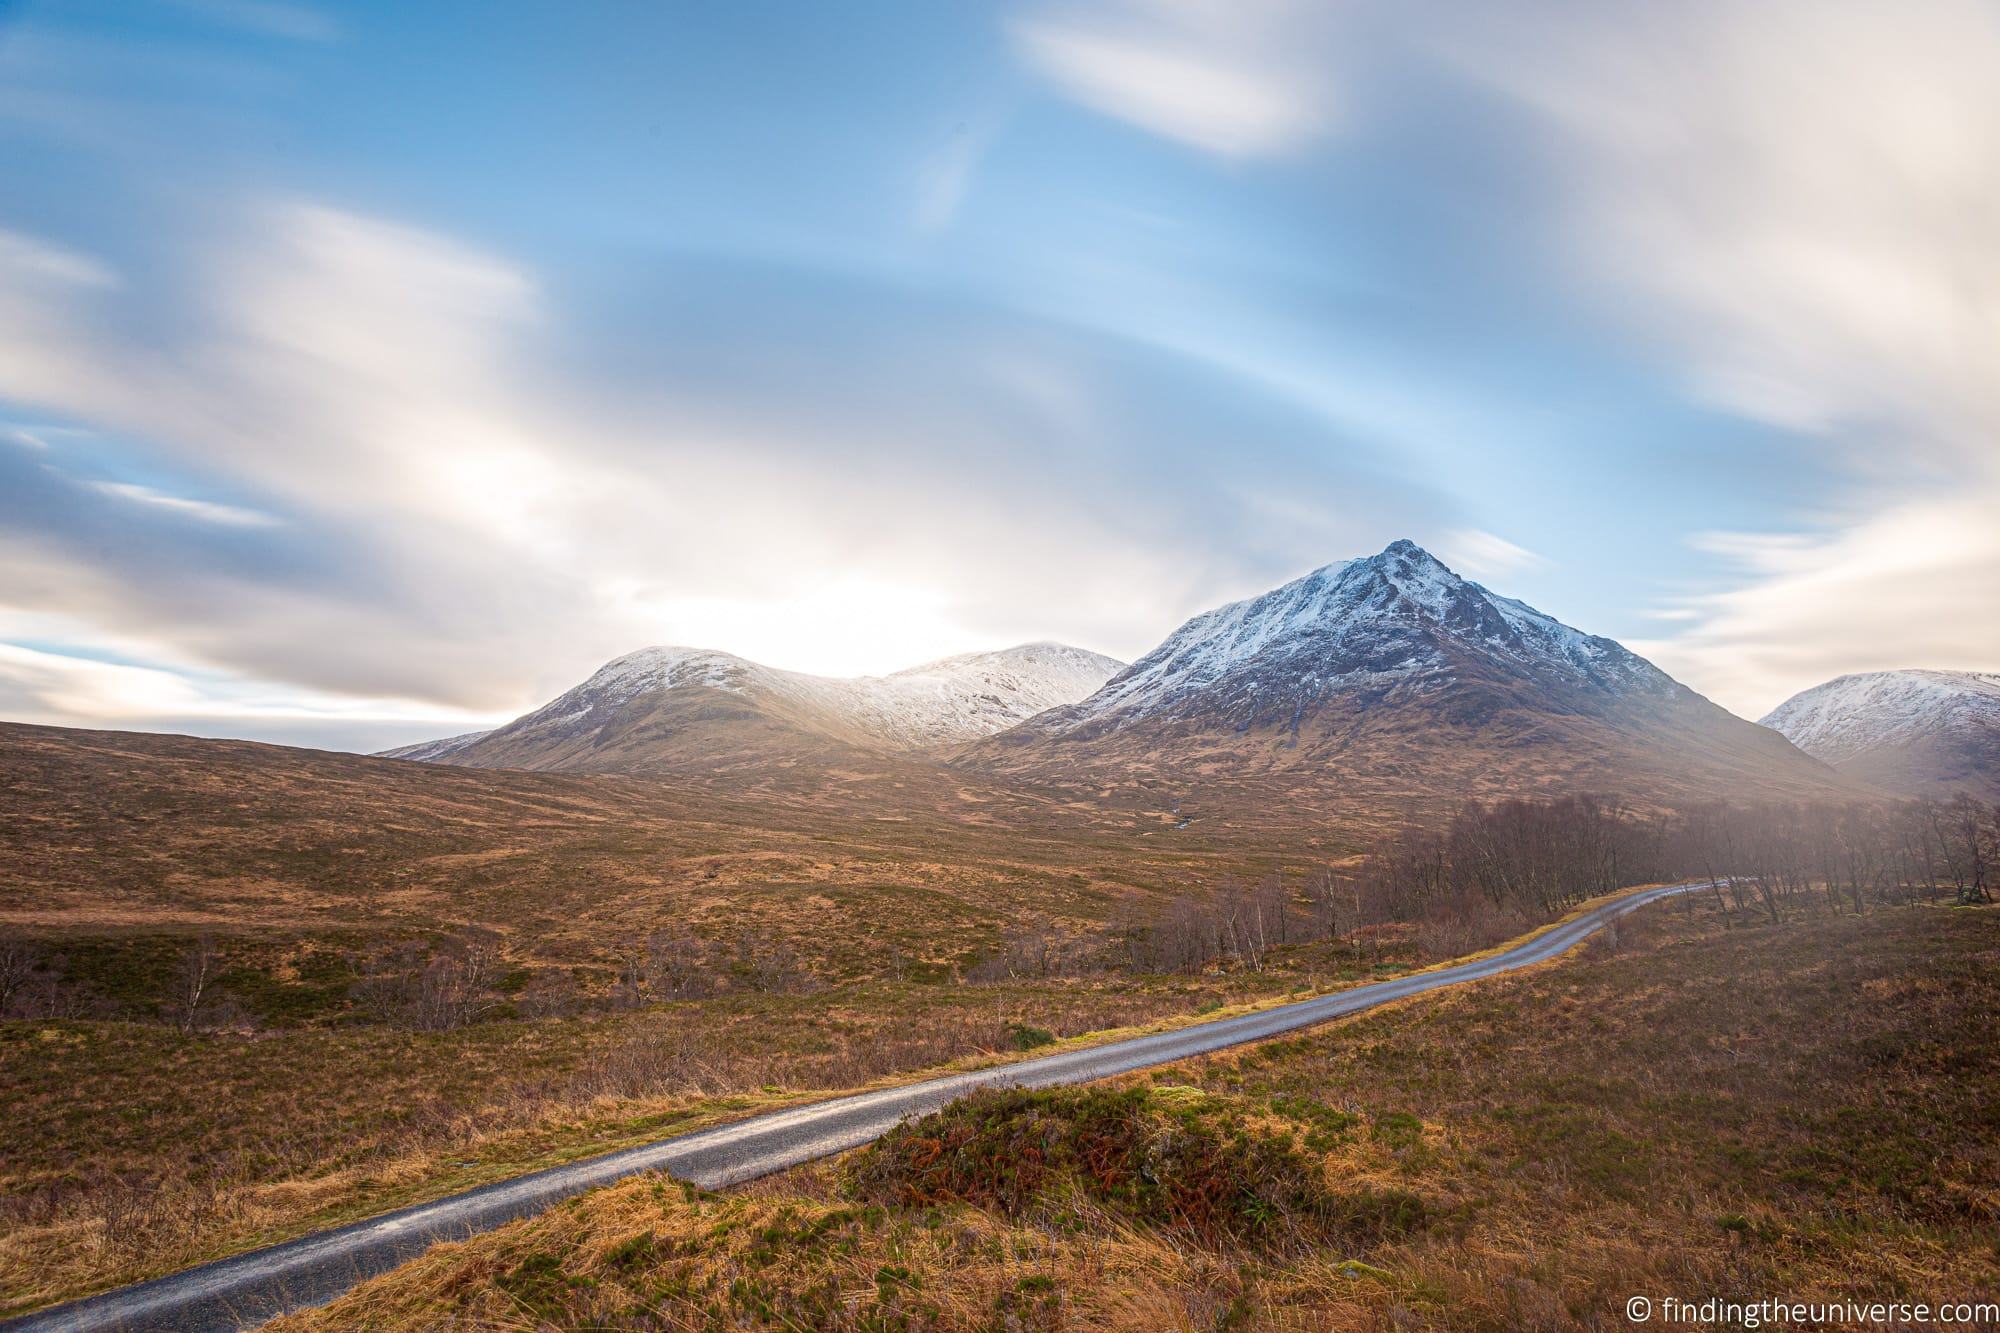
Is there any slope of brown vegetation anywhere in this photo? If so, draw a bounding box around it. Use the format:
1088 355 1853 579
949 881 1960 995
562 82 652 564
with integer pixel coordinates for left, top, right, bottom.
0 721 1302 975
274 898 2000 1331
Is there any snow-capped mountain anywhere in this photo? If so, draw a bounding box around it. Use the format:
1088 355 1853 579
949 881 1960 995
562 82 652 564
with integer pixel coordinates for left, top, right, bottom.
1055 540 1671 731
1762 670 2000 799
379 642 1122 774
970 540 1844 812
377 729 493 764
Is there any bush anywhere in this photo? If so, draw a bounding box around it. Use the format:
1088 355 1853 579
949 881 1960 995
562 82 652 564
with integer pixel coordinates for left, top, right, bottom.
1007 1021 1057 1050
844 1086 1428 1249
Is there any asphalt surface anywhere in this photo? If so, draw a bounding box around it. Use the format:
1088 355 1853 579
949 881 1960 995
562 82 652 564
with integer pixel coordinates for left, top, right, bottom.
8 878 1713 1332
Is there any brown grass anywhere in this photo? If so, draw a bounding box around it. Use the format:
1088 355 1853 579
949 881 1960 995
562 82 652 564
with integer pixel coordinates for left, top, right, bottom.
0 721 1326 985
0 720 1399 1315
273 898 2000 1330
0 952 1429 1315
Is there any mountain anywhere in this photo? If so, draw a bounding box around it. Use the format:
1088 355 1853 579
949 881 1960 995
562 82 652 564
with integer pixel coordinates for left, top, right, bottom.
965 540 1847 817
1761 670 2000 799
378 729 494 763
380 642 1123 776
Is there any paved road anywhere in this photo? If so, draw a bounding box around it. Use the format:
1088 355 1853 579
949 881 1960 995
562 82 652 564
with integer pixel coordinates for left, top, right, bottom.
8 879 1712 1332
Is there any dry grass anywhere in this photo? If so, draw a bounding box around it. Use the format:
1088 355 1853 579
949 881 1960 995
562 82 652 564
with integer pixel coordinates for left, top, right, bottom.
0 952 1428 1315
275 898 2000 1330
0 720 1400 1316
0 721 1327 988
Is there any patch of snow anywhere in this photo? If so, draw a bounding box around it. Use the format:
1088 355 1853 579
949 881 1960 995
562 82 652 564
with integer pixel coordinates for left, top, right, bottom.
382 642 1126 759
1761 669 2000 763
1064 539 1668 728
375 729 495 762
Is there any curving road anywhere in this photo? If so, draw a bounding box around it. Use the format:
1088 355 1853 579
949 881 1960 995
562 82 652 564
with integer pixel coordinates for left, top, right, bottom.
7 879 1711 1333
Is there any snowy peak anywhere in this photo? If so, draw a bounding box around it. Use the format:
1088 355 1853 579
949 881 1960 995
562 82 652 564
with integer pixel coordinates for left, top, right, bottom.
380 641 1125 768
377 728 493 763
1762 669 2000 759
1074 540 1665 726
968 538 1845 811
1761 669 2000 797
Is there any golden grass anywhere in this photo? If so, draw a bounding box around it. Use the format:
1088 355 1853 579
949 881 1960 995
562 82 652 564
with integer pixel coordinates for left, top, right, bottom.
1 951 1431 1316
274 898 2000 1331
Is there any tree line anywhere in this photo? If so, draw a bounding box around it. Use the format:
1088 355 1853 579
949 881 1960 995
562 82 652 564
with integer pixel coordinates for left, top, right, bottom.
5 793 1994 1023
984 793 1998 981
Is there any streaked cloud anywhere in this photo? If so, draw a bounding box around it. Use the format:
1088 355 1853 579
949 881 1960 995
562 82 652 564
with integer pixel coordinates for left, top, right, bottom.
1634 496 2000 716
1441 529 1547 580
1443 0 2000 713
89 481 281 528
2 1 1995 743
0 192 1455 734
1011 0 1341 157
0 229 119 290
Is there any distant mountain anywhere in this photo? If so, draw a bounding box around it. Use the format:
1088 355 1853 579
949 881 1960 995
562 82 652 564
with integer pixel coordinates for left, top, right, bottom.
378 729 493 763
966 540 1847 815
1762 670 2000 799
379 642 1123 775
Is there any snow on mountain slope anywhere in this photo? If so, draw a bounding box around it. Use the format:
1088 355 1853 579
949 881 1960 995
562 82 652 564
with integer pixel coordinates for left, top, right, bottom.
1761 670 2000 798
969 539 1844 813
378 642 1123 768
377 729 493 763
1048 539 1671 732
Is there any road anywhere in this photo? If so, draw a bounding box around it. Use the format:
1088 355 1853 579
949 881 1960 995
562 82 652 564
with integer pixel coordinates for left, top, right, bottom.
8 879 1712 1332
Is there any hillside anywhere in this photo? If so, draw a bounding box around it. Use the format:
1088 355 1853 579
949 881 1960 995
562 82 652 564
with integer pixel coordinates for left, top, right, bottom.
269 900 2000 1331
1762 669 2000 799
383 643 1122 776
966 540 1850 818
0 721 1236 969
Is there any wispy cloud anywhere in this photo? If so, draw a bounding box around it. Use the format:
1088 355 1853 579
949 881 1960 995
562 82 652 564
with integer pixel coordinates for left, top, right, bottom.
913 115 1004 233
1634 497 2000 716
0 195 1454 733
0 229 119 289
1441 0 2000 712
89 481 280 528
7 0 1996 744
1441 529 1547 579
1011 0 1341 157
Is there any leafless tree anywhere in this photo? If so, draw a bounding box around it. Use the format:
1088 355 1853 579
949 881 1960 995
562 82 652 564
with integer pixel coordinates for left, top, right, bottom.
0 940 39 1017
168 935 221 1034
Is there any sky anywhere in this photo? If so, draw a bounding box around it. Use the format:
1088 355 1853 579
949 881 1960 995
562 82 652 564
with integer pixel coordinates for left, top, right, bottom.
1 0 1997 751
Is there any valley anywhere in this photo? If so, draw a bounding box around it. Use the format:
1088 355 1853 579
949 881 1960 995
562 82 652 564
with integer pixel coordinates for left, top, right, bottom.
2 541 1994 1328
275 896 2000 1332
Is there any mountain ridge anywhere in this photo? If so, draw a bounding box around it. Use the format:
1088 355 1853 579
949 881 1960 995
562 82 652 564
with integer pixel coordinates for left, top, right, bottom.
963 540 1849 816
379 641 1124 774
1762 669 2000 799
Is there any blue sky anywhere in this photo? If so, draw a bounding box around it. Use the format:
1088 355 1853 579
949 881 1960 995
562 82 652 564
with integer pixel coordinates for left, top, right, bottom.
2 0 1997 749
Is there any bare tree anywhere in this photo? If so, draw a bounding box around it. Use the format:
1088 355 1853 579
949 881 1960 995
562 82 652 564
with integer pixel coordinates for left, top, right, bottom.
168 935 221 1034
0 940 39 1017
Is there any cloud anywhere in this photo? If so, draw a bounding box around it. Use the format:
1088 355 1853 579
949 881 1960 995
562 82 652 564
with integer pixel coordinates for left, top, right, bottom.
0 632 501 754
1011 0 1341 157
913 115 1004 233
1415 0 2000 712
88 481 281 528
1440 529 1547 579
1632 496 2000 717
1009 0 2000 713
16 1 1991 744
1449 0 2000 472
0 200 1457 738
0 229 119 289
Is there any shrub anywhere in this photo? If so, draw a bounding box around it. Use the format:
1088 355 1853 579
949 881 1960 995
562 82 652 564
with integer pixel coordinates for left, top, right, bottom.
844 1086 1428 1250
1007 1022 1057 1051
